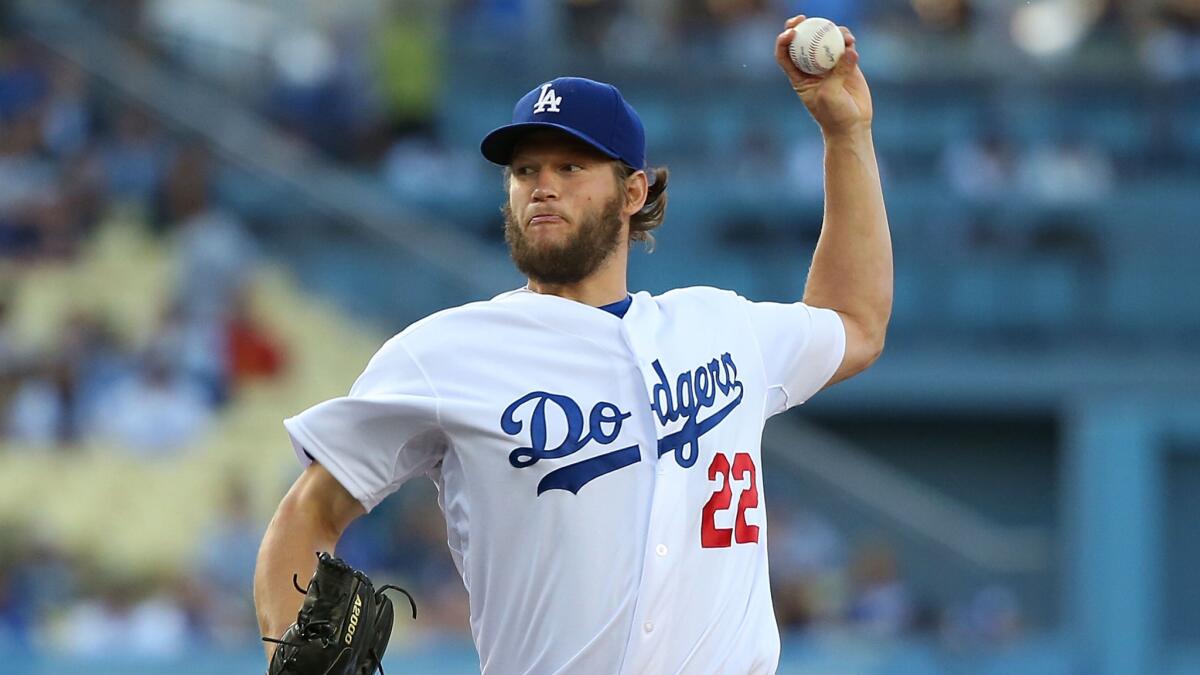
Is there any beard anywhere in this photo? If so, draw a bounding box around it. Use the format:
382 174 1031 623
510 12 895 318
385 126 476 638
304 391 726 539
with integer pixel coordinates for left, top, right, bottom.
503 194 624 286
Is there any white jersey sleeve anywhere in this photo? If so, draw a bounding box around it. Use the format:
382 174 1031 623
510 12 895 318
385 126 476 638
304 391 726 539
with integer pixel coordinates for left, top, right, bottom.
283 336 446 512
739 297 846 417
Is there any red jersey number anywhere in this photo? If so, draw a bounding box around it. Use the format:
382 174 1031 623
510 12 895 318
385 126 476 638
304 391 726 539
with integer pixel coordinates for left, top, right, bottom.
701 452 760 548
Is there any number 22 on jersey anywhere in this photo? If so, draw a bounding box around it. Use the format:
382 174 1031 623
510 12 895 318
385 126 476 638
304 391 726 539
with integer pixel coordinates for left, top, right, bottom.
700 452 760 548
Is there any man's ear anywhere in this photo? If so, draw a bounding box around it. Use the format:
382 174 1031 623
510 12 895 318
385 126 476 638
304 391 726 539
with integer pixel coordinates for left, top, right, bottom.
624 170 649 216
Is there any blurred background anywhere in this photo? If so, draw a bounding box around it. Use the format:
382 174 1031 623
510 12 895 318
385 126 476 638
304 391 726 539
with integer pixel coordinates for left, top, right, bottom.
0 0 1198 673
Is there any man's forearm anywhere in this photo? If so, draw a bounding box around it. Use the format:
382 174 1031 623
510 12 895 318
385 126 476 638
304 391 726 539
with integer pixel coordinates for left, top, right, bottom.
254 496 340 659
803 128 893 341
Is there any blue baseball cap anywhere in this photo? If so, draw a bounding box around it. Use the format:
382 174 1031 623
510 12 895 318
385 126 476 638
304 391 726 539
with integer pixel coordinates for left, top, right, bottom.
480 76 646 170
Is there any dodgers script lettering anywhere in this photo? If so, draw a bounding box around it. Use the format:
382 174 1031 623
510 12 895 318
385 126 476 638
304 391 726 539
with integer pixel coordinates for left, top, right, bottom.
500 353 744 495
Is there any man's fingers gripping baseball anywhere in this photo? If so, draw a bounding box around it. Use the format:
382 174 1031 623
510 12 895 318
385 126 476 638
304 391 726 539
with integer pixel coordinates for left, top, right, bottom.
833 27 860 74
774 15 814 88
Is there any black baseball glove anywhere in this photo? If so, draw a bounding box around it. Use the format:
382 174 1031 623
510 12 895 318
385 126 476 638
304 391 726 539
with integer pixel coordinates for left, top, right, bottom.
264 552 416 675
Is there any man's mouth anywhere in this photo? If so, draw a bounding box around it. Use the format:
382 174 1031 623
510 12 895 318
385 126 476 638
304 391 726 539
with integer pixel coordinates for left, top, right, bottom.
528 214 566 226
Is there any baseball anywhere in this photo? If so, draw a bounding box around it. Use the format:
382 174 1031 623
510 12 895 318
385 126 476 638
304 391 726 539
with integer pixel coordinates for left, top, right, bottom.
788 17 845 76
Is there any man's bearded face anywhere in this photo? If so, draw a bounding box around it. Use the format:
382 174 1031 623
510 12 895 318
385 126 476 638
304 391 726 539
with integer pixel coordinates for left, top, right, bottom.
503 191 624 286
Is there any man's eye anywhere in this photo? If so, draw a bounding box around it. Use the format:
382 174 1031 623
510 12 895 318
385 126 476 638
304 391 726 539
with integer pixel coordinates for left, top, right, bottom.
563 164 583 172
515 166 535 176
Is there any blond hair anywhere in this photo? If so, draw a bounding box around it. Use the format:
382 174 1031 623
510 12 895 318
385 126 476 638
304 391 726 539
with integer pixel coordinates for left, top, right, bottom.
615 163 669 251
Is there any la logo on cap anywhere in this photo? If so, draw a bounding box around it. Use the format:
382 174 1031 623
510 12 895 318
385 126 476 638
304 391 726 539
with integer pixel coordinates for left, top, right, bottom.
533 83 562 114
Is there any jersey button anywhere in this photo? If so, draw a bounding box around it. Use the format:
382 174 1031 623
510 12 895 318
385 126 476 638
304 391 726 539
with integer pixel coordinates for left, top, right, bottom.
643 621 654 634
655 544 668 557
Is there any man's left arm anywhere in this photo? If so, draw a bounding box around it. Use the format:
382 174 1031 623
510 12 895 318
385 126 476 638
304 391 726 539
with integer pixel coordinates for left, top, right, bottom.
775 15 893 386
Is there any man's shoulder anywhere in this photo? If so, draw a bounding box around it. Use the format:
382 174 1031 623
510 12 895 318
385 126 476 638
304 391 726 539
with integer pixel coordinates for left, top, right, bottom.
650 285 742 308
394 291 525 343
381 284 537 348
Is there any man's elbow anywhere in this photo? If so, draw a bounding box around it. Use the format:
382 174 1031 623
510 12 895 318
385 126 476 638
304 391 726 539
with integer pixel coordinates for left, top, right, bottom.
862 300 891 364
862 332 886 370
850 331 886 376
843 315 888 379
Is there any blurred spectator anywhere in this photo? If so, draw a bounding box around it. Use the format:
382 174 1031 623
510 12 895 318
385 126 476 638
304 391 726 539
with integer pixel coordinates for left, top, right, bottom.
52 574 189 657
162 144 256 321
1017 133 1115 205
226 289 287 385
0 39 49 120
17 534 79 617
0 531 79 650
382 125 485 203
0 294 25 378
784 136 827 200
0 44 103 262
1137 0 1200 81
23 191 84 261
53 148 107 249
194 478 263 647
597 1 676 66
448 0 551 48
0 109 58 258
769 505 848 631
5 312 128 448
564 0 625 54
372 1 444 159
153 142 258 405
197 479 261 592
62 312 131 429
148 301 229 406
386 498 471 639
847 540 914 638
40 59 92 159
909 0 972 33
267 26 375 161
944 584 1024 648
89 349 212 455
99 107 168 205
142 0 275 84
731 124 785 185
940 130 1018 203
719 3 780 70
5 356 81 447
0 566 28 650
0 525 35 650
771 507 847 578
0 108 55 211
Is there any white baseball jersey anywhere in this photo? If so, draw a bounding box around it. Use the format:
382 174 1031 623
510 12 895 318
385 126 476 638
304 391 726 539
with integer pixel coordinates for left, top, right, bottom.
284 286 845 674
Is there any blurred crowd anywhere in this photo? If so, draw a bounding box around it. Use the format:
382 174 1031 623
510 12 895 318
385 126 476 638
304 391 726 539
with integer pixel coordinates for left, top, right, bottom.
90 0 1200 163
0 38 284 454
767 502 1023 649
0 28 286 656
71 0 1197 269
0 480 264 654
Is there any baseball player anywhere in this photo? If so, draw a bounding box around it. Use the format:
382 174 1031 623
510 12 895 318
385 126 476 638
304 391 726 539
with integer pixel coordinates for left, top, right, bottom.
255 14 890 674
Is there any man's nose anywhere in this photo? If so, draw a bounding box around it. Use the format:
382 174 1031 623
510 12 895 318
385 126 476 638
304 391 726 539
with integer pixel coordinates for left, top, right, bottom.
530 172 559 201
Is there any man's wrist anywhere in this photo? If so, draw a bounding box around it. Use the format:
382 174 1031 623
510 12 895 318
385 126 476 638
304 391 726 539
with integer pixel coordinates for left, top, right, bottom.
821 125 873 147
